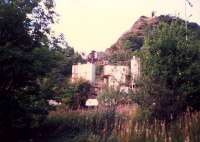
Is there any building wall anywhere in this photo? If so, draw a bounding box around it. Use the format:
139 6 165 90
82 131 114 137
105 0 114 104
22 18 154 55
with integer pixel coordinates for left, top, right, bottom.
71 56 140 93
131 56 140 88
72 63 96 84
104 65 129 88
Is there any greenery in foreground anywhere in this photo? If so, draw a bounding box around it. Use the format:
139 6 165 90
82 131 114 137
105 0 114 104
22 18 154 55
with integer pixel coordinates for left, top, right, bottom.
0 1 82 141
40 107 200 142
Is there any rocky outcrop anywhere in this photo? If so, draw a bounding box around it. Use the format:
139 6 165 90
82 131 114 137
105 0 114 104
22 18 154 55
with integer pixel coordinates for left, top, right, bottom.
106 15 200 54
105 14 200 58
105 16 159 54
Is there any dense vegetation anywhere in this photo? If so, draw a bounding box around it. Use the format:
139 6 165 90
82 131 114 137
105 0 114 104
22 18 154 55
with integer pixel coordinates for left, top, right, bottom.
134 20 200 121
0 0 83 141
41 108 200 142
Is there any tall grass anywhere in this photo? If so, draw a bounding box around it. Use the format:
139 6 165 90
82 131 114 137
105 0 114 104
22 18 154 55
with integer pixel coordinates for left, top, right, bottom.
41 106 200 142
129 111 200 142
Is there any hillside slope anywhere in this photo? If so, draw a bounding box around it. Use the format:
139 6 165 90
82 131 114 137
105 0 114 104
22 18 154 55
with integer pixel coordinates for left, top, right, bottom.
105 15 200 54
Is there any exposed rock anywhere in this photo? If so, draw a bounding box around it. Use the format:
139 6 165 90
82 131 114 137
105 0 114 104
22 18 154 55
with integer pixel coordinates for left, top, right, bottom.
105 15 200 55
105 16 159 54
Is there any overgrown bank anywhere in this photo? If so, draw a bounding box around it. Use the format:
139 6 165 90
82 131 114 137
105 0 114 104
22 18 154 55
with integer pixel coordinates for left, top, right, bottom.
38 107 200 142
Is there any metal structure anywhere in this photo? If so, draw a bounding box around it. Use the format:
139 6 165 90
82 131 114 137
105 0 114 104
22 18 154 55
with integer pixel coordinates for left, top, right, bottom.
185 0 193 41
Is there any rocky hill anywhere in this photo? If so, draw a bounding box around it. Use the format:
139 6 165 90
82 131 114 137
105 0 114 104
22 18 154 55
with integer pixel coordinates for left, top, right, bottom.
105 15 200 54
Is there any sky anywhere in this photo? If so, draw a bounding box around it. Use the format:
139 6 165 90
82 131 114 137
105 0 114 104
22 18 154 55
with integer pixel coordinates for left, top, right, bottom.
53 0 200 53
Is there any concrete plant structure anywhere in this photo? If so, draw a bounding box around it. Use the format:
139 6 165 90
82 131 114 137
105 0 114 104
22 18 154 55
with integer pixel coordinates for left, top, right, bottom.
71 56 140 94
72 63 96 84
103 65 129 89
131 56 141 89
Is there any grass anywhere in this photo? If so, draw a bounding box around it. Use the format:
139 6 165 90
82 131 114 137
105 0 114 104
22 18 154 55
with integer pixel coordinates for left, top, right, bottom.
39 106 200 142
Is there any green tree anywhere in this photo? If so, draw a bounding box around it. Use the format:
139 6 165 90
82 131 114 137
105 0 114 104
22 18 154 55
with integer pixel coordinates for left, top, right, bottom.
108 49 133 65
0 1 67 141
62 79 91 109
136 21 200 120
123 35 143 51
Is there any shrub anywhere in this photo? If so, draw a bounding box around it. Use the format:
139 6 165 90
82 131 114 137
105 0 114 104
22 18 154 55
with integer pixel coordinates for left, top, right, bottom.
60 79 91 109
97 88 133 107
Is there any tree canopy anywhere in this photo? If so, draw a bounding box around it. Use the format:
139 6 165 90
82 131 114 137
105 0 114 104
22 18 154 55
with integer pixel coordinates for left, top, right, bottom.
0 1 83 141
135 20 200 120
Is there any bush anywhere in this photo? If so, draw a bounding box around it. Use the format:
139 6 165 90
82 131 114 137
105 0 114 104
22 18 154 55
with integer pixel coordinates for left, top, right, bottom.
59 79 91 109
97 88 133 107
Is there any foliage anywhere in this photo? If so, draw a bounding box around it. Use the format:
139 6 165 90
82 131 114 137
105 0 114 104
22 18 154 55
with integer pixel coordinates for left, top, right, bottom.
128 110 200 142
122 35 143 51
37 105 200 142
41 108 119 142
97 88 133 107
58 79 92 109
107 49 133 65
87 50 97 63
0 1 83 141
96 65 104 75
41 46 84 99
135 20 200 120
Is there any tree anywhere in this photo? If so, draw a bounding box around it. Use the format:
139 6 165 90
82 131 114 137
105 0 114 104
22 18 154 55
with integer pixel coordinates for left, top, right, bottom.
123 35 143 51
107 49 133 65
87 50 97 63
0 1 66 141
60 79 91 109
136 20 200 121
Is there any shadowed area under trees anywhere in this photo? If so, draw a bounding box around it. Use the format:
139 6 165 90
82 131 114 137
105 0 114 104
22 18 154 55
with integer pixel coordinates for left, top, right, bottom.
0 0 83 141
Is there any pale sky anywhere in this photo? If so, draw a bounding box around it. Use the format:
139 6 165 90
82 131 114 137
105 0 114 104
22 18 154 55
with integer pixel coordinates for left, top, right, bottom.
53 0 200 53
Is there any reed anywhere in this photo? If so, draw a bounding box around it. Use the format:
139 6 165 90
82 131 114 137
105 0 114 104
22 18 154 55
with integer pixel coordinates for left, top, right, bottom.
43 106 200 142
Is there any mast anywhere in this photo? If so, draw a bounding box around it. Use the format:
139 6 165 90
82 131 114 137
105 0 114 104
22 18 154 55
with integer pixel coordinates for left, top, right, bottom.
185 0 193 41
